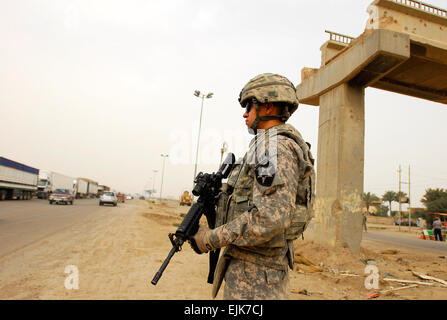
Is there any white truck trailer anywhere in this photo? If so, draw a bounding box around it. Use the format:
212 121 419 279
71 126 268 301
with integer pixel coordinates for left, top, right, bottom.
87 181 98 198
0 157 39 200
37 170 75 199
74 178 88 199
74 178 98 198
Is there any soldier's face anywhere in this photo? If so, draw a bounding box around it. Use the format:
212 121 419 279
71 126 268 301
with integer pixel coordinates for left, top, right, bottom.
243 102 257 129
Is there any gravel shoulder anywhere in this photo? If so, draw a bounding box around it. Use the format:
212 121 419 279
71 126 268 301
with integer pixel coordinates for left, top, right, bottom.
0 200 446 300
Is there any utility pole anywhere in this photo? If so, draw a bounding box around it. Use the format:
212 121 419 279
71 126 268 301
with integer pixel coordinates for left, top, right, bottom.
160 154 168 203
152 170 158 199
398 165 402 232
408 166 411 232
399 165 411 232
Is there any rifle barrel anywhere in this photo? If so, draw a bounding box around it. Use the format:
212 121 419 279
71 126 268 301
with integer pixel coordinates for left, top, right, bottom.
151 246 177 285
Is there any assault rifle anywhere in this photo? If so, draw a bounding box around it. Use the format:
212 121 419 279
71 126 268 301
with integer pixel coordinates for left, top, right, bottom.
151 153 235 286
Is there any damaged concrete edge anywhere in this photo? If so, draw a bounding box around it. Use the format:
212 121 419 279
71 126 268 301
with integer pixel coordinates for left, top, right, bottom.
369 0 447 27
366 0 447 50
307 191 363 254
296 29 411 106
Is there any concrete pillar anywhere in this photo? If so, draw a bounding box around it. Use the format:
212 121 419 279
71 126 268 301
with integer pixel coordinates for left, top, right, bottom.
308 83 365 254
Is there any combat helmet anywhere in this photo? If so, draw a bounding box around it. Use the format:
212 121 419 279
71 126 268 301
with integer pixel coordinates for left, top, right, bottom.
239 73 299 132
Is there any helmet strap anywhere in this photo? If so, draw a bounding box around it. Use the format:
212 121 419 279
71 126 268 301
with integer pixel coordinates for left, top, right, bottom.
249 114 260 135
249 100 285 134
258 115 283 121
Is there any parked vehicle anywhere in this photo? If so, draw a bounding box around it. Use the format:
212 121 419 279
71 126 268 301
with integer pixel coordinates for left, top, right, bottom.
49 189 74 205
99 191 117 206
37 170 75 199
395 219 418 227
0 156 38 200
117 193 126 203
74 178 99 199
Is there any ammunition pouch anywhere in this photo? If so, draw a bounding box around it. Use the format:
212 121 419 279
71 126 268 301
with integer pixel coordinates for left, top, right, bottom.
215 183 232 228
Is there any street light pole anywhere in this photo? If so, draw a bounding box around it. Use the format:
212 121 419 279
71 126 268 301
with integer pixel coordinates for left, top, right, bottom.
220 141 228 167
160 154 168 203
193 95 205 189
192 90 213 193
152 170 158 199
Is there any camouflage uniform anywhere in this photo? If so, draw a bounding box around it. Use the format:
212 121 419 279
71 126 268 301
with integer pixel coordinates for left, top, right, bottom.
209 122 315 300
194 73 315 300
223 258 290 300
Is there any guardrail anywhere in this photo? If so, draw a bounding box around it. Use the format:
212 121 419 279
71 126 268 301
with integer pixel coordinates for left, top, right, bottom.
325 30 355 45
391 0 447 17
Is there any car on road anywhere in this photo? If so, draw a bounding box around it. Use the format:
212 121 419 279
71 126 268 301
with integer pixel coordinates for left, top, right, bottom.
117 193 126 203
99 191 117 206
395 219 418 227
49 189 74 205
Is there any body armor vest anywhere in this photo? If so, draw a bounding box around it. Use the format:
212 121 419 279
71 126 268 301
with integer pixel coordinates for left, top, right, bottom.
215 124 315 270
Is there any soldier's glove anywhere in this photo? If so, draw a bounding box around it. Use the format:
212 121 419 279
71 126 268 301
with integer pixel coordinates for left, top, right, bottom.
191 226 215 254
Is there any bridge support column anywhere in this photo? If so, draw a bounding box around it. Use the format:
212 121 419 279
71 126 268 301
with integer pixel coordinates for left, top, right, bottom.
309 83 365 254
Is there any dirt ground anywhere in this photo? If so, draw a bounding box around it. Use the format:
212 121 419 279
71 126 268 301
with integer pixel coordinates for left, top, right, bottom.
0 199 446 300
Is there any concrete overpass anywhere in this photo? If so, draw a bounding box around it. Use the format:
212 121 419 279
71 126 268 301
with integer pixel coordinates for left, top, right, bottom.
297 0 447 254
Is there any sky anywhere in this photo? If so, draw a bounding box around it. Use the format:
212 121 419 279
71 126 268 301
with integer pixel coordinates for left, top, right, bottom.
0 0 446 209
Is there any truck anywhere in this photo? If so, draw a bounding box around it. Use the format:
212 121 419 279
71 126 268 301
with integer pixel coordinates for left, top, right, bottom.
74 178 99 199
98 185 110 197
117 192 126 203
88 180 98 198
37 170 75 199
179 191 192 206
0 156 39 200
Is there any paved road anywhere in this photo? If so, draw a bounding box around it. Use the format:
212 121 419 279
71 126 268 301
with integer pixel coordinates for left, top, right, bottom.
0 198 120 259
362 231 447 255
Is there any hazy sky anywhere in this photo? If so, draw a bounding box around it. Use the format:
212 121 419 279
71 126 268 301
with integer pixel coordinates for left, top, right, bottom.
1 0 446 209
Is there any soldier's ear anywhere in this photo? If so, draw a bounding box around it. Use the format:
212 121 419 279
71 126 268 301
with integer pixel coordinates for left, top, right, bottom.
265 103 276 115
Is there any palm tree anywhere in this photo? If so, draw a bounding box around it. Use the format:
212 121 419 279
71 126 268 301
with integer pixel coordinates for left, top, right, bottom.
362 192 380 214
382 191 397 216
396 191 408 203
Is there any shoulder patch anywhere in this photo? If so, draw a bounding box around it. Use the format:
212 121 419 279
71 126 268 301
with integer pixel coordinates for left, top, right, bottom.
256 173 274 187
256 172 283 195
255 150 276 187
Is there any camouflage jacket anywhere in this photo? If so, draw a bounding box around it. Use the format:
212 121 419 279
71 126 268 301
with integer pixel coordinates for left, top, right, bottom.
208 123 315 270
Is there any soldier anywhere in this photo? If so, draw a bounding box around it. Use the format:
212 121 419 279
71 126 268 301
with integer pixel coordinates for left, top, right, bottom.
192 73 315 300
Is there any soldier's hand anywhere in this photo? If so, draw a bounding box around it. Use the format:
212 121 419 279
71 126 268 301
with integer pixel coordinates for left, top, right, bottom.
192 225 214 254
